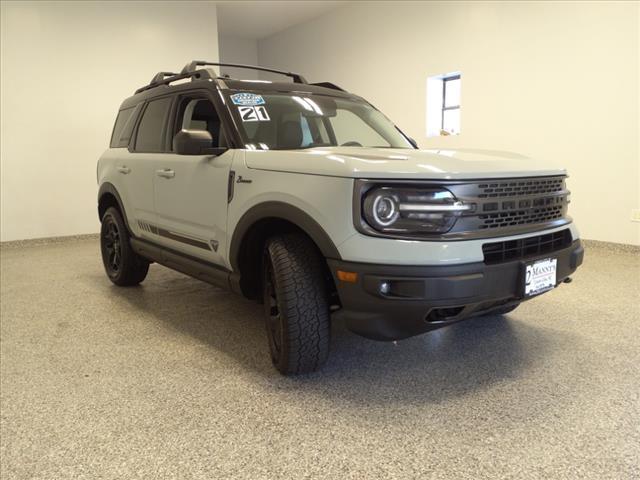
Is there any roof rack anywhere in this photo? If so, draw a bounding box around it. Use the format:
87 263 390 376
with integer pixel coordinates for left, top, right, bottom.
310 82 345 92
181 60 308 84
150 71 178 84
134 60 310 95
134 69 217 94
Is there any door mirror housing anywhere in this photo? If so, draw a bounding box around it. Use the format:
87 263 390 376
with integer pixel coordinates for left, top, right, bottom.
173 129 227 156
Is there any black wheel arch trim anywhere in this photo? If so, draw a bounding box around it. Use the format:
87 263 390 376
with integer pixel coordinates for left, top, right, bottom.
98 183 132 233
229 201 342 270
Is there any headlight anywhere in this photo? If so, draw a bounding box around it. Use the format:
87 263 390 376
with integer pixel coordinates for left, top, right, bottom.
362 186 472 234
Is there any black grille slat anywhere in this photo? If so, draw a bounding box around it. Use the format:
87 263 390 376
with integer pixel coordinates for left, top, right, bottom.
482 229 572 264
477 177 564 199
444 175 570 236
478 205 564 229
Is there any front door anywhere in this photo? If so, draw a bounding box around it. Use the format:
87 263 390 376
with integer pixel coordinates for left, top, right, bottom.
152 94 234 268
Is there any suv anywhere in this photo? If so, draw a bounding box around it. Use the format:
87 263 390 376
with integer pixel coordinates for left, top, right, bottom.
98 61 583 374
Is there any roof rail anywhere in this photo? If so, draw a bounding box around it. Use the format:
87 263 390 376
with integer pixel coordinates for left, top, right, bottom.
310 82 346 92
150 71 178 84
181 60 308 84
134 69 216 94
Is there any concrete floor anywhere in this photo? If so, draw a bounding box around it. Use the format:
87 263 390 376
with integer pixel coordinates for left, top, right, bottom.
0 238 638 479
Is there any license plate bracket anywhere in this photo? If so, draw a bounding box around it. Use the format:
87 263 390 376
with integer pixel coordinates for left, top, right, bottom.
523 257 557 297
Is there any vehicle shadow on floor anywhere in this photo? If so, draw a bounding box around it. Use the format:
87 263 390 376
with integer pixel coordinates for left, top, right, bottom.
109 266 561 406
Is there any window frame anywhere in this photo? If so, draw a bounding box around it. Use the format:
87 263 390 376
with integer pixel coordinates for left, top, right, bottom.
441 74 461 134
169 93 226 152
166 88 233 153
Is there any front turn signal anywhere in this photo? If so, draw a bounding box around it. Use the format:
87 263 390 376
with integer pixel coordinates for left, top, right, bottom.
337 270 358 283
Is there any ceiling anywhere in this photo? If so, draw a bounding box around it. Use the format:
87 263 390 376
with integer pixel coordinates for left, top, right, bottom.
217 1 347 40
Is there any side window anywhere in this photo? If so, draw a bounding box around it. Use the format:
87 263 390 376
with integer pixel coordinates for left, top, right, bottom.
135 97 172 152
174 97 226 148
331 109 389 147
110 107 134 148
110 104 142 148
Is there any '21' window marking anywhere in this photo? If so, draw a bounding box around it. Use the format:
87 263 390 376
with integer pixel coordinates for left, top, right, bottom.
239 106 270 122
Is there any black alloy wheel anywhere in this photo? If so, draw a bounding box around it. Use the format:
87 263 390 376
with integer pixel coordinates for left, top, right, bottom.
263 254 283 364
100 207 149 286
102 217 122 274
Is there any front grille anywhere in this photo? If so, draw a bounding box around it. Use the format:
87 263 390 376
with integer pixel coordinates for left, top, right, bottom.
482 229 572 264
444 175 570 237
479 204 564 229
478 178 564 198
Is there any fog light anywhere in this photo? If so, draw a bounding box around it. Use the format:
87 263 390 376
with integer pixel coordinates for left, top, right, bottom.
379 281 391 295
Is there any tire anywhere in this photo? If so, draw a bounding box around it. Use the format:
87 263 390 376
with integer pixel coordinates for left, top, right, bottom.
100 207 149 286
262 233 330 375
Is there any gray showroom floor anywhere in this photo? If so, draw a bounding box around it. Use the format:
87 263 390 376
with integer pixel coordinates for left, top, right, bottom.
1 238 638 480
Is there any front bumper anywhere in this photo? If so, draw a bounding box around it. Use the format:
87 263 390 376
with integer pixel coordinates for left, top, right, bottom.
328 239 583 340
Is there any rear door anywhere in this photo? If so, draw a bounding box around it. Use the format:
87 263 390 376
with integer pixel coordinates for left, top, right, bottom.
123 95 174 239
152 90 234 268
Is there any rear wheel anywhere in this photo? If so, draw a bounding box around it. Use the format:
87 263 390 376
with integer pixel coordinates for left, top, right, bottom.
262 233 330 375
100 207 149 286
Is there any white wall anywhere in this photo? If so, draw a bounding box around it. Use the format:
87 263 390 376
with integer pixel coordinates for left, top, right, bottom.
258 1 640 245
0 1 219 242
218 35 259 80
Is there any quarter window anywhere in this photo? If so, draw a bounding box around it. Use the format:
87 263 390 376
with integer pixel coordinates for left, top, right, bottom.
135 97 172 152
110 105 140 148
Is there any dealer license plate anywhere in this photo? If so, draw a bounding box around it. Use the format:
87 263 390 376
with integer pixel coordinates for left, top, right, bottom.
524 258 557 297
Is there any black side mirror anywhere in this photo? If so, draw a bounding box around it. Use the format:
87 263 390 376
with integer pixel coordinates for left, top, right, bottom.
173 129 227 156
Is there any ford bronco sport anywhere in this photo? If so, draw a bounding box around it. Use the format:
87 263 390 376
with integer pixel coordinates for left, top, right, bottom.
98 61 584 374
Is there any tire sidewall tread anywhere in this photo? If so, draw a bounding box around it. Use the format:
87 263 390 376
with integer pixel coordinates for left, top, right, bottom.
100 207 149 287
264 233 330 375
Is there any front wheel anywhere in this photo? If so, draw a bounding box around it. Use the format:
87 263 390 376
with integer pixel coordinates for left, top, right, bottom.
262 233 330 375
100 207 149 286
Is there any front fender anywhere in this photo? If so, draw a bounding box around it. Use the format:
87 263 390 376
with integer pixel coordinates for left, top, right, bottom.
229 201 342 271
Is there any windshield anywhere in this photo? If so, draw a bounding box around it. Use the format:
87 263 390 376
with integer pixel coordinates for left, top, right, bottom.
224 90 413 150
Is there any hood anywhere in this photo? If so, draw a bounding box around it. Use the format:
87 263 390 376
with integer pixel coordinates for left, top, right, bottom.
244 147 566 179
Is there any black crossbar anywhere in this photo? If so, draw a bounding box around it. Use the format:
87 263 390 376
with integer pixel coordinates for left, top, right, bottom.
181 60 308 84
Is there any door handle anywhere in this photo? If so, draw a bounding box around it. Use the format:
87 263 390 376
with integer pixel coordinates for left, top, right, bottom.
117 165 131 174
156 169 175 179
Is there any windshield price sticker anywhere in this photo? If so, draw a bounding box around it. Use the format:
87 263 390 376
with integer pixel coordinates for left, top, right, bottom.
238 105 270 122
524 258 557 297
231 93 265 106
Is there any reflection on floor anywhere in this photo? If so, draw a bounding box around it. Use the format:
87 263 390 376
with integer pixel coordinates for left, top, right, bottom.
1 239 638 479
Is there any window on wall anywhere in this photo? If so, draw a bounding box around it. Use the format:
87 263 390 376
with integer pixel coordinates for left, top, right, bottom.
426 72 461 137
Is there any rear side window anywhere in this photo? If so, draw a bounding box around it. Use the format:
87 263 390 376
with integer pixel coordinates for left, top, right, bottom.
110 104 142 148
135 97 172 152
